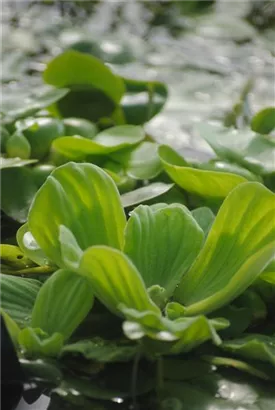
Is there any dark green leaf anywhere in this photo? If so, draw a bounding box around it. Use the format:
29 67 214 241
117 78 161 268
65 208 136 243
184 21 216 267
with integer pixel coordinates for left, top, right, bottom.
251 107 275 135
0 274 41 326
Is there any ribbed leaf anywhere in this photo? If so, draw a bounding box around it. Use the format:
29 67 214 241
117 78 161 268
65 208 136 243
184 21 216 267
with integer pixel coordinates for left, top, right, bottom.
79 246 159 316
159 145 247 199
175 182 275 315
31 269 94 340
222 335 275 368
0 274 42 327
124 204 204 297
28 162 126 266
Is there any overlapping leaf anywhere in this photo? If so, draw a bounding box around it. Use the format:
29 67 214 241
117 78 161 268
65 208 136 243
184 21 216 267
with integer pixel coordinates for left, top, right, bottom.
31 269 94 340
159 145 247 199
175 182 275 315
79 246 159 316
28 162 126 266
52 125 144 159
124 204 204 297
0 274 42 327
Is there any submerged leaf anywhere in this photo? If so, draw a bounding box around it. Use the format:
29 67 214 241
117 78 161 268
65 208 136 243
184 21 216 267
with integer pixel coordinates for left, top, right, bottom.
61 338 138 363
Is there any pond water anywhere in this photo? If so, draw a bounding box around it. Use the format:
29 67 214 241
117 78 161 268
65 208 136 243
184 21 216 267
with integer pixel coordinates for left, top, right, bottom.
2 1 274 162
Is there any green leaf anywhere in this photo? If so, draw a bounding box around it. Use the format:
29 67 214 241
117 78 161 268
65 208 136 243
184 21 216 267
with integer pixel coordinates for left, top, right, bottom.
16 223 52 267
0 274 41 326
61 337 138 363
251 107 275 135
0 157 37 169
175 182 275 315
2 88 69 123
197 123 275 174
200 160 261 181
59 225 83 270
0 244 36 271
121 77 168 125
43 50 125 104
191 207 215 237
6 131 31 159
111 141 162 180
121 306 227 352
63 117 98 138
17 117 65 160
31 269 94 340
52 125 144 159
222 335 275 367
159 145 247 199
121 182 174 208
79 246 159 316
1 166 38 223
28 162 126 266
19 328 64 358
124 204 204 297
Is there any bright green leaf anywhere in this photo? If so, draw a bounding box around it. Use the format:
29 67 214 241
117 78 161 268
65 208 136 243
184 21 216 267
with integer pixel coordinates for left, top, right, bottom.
59 225 83 270
43 50 125 104
79 246 159 316
0 244 36 271
31 269 94 340
124 204 204 297
17 223 53 267
19 327 64 358
159 145 247 199
175 182 275 315
28 162 126 266
52 125 144 159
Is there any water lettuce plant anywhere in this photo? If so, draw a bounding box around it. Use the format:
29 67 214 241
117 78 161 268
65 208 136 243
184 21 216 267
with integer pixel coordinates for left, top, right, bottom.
1 161 275 409
1 23 275 409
